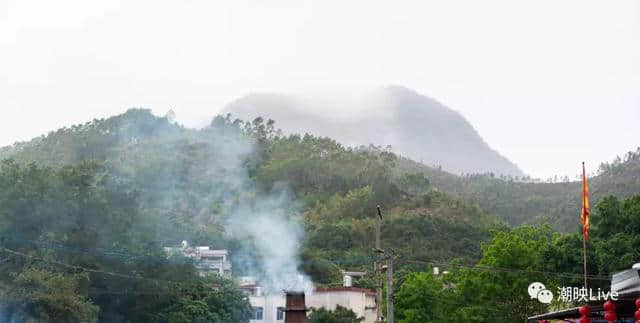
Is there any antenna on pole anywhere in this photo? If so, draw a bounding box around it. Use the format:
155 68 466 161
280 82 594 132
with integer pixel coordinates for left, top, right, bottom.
374 205 395 322
373 205 395 323
374 205 383 322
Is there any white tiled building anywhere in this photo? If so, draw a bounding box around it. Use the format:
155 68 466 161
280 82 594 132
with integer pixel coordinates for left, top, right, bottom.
164 241 232 276
193 247 231 276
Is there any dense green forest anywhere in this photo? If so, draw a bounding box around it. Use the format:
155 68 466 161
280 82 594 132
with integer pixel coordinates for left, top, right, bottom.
0 159 252 322
395 146 640 231
3 109 638 233
0 109 638 322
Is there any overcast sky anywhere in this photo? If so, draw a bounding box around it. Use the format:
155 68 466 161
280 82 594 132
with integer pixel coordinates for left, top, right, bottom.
1 0 638 178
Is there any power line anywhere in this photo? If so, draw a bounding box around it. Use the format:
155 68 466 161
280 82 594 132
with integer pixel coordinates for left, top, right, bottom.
0 250 546 318
403 260 611 281
1 235 613 282
2 247 139 280
0 245 604 320
0 247 212 289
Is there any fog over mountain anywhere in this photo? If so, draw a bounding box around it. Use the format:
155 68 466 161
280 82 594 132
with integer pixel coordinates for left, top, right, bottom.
224 86 524 177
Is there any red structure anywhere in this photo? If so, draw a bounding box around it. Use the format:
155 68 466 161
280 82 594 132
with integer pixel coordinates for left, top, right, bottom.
528 263 640 321
578 305 590 323
284 291 307 323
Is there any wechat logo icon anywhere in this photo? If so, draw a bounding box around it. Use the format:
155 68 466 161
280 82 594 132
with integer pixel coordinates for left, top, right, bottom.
528 282 553 304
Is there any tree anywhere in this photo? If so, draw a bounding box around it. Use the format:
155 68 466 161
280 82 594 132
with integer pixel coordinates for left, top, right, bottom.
543 195 640 280
397 173 430 196
0 160 253 322
308 305 363 323
395 271 444 323
12 269 99 323
202 275 254 323
158 297 214 323
447 226 556 322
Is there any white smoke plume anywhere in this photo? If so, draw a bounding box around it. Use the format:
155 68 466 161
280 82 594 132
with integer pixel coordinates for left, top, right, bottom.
224 193 313 293
108 111 314 293
205 124 313 293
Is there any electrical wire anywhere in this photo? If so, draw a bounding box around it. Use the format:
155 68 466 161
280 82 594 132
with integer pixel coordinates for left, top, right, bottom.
1 235 614 284
0 246 215 290
402 259 612 281
0 245 600 320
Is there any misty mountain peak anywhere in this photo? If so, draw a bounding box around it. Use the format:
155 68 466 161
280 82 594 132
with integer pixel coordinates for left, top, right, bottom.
224 87 525 177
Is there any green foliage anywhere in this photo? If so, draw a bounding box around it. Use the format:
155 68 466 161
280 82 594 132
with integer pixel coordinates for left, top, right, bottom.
12 269 99 323
394 226 556 323
396 148 640 232
592 195 640 237
148 275 252 323
394 195 640 322
1 109 183 168
546 194 640 279
4 109 640 234
396 172 430 196
301 187 494 283
255 134 402 206
159 297 213 323
299 249 343 285
308 305 363 323
395 272 444 323
0 160 251 322
449 226 555 322
305 186 375 223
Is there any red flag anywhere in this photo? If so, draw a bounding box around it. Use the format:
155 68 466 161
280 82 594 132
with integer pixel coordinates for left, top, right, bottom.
581 162 590 240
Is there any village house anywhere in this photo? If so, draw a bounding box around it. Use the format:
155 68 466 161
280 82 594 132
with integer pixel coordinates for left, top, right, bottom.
165 242 376 322
240 272 377 323
164 240 232 276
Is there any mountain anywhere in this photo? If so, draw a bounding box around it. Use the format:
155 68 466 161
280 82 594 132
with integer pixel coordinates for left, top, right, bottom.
2 110 636 323
2 109 637 234
223 86 525 177
0 109 186 167
0 109 497 270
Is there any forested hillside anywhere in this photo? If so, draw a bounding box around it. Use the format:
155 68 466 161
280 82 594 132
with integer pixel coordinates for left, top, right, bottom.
0 109 498 321
396 148 640 231
0 159 253 322
2 108 638 233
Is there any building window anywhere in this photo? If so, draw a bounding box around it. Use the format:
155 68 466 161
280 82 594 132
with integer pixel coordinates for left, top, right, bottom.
276 307 285 320
253 307 263 320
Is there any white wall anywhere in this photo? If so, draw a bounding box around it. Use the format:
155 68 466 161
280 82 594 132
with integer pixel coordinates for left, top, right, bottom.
249 294 286 323
307 291 376 323
249 290 376 323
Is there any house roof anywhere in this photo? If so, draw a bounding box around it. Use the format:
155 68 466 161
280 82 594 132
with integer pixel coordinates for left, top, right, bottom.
527 292 640 321
313 287 375 296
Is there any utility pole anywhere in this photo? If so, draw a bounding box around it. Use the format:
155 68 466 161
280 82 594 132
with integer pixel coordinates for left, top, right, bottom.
386 256 394 323
375 205 383 323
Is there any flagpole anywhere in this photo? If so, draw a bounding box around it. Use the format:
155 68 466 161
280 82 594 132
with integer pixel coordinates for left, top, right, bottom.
583 229 588 290
582 161 588 290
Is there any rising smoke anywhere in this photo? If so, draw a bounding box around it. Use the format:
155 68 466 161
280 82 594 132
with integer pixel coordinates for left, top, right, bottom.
110 110 314 293
206 120 313 293
224 192 313 293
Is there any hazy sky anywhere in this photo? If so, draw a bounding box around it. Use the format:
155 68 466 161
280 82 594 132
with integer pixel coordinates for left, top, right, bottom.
1 0 638 178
